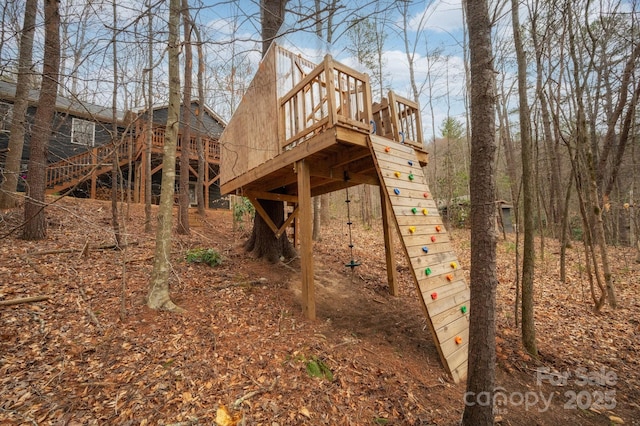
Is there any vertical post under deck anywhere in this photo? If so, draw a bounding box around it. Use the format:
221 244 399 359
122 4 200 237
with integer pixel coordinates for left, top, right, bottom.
380 185 398 296
90 148 97 199
296 159 315 319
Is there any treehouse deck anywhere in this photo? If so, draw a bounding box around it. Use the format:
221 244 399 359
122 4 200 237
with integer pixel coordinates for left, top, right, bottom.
219 43 468 382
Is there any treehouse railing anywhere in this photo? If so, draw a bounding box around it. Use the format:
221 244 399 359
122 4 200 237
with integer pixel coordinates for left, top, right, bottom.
372 91 424 149
280 55 372 150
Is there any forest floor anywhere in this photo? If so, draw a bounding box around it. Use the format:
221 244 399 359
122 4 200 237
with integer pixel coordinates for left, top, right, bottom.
0 196 639 426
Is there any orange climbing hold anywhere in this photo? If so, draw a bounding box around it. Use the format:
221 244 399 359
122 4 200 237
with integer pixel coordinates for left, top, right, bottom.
435 225 442 232
446 274 454 281
385 146 391 152
455 336 463 345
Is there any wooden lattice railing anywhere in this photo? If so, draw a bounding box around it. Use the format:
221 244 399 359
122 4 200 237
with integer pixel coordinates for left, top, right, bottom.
280 55 373 150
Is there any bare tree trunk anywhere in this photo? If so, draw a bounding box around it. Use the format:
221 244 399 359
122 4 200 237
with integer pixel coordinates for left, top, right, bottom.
144 0 153 233
177 0 192 235
567 4 617 308
193 25 206 215
0 0 36 208
244 0 296 262
147 0 182 312
110 0 121 247
462 0 498 423
320 193 330 224
512 0 538 358
23 0 60 241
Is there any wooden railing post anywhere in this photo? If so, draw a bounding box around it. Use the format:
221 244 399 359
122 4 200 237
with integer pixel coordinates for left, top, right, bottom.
324 55 338 128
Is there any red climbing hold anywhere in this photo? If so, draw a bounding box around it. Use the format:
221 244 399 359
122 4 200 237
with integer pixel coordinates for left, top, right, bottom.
431 292 437 300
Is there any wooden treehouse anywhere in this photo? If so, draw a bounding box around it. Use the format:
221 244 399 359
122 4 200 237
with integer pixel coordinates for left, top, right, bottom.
45 108 224 209
220 43 470 383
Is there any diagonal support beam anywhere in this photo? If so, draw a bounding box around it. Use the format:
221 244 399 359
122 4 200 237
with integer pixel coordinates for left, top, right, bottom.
246 193 299 238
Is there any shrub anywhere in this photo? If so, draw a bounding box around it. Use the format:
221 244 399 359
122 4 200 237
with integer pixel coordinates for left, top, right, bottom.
185 248 222 267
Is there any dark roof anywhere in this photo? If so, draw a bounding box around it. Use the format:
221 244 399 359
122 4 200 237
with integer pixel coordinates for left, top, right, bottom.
0 80 126 122
137 99 227 128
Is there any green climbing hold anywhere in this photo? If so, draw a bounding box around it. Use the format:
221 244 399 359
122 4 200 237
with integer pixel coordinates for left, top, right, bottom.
461 305 467 314
408 173 414 180
425 267 432 276
411 207 418 214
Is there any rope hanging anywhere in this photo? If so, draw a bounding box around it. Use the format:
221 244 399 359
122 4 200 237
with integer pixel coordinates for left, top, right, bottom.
343 171 361 270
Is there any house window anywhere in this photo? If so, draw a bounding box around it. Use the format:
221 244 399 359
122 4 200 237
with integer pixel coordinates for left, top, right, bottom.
0 101 13 132
71 117 95 146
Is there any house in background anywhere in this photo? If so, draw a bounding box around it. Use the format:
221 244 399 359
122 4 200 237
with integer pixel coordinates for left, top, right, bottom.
136 101 227 209
0 80 129 182
0 80 227 208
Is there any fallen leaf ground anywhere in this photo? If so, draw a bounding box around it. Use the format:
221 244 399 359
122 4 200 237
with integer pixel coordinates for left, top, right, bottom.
1 197 639 425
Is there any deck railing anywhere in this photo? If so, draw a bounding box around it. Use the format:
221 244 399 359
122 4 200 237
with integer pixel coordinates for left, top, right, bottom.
280 55 372 150
46 136 133 190
372 91 424 149
46 126 220 191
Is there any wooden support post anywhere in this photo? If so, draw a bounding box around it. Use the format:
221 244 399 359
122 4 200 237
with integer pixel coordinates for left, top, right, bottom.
380 185 399 296
296 159 315 320
90 148 97 199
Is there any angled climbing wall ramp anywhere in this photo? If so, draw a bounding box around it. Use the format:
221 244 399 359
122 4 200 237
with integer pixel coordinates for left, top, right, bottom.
369 135 470 383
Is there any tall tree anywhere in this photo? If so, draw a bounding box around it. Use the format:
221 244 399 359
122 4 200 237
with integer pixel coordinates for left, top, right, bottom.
0 0 37 209
462 0 498 424
144 0 154 233
147 0 182 311
511 0 538 357
22 0 61 241
177 0 193 235
244 0 297 263
110 0 122 247
193 24 207 216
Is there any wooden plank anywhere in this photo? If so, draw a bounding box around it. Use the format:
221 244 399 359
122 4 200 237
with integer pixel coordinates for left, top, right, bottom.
221 127 338 194
431 299 470 329
440 327 470 360
220 43 280 186
244 190 298 203
425 290 470 319
297 159 315 320
421 278 468 304
380 185 398 296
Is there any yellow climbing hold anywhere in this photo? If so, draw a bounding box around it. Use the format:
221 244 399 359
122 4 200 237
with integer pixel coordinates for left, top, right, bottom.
422 208 428 215
450 261 457 269
409 226 416 233
394 171 401 178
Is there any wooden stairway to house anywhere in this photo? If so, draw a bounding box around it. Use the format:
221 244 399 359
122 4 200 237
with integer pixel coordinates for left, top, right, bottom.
46 138 134 195
369 134 470 383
